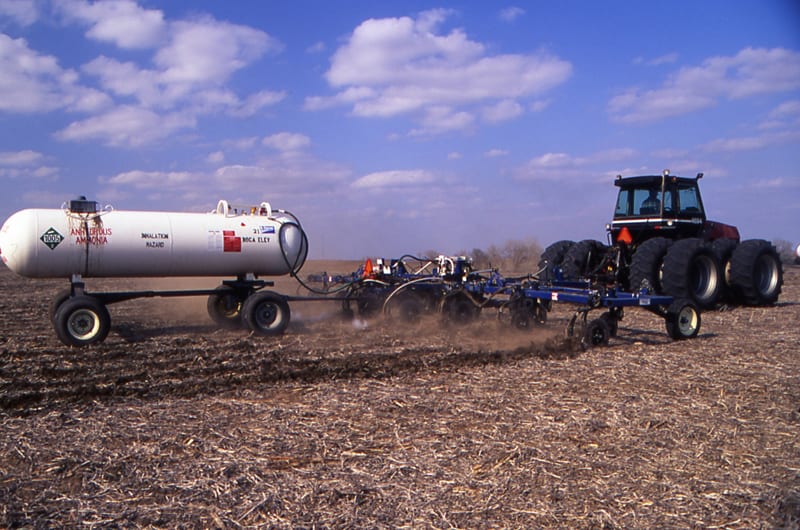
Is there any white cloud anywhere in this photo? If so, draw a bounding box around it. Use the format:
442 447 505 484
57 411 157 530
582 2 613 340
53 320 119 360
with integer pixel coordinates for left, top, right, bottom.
633 53 679 66
352 169 436 190
309 10 571 133
52 9 284 147
516 148 637 181
262 132 311 152
610 47 800 123
0 149 56 179
206 151 224 164
104 169 194 188
155 18 279 86
0 149 43 166
702 130 800 153
56 105 196 146
482 99 523 123
485 149 509 157
0 33 110 113
54 0 166 49
498 7 525 22
307 41 325 54
410 106 474 136
0 0 38 26
231 90 286 117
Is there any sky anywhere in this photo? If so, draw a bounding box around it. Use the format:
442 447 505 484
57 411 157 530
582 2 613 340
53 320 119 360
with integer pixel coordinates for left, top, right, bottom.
0 0 799 260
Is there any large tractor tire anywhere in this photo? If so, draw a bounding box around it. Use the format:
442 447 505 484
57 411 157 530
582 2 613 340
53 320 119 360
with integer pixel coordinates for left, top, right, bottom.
711 238 739 302
628 237 672 293
538 240 574 280
661 238 723 309
560 239 606 279
729 239 783 305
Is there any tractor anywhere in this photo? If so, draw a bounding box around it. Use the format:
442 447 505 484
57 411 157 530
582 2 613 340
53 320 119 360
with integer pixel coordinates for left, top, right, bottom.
539 170 783 308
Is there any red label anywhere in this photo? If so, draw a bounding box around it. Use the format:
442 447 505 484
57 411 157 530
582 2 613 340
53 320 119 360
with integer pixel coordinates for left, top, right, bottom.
223 230 241 252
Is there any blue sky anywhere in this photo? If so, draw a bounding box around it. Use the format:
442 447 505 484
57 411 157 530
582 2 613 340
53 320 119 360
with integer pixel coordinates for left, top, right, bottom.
1 0 799 259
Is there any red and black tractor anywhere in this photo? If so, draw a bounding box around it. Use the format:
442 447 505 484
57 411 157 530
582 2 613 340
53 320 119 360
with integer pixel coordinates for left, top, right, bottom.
539 170 783 308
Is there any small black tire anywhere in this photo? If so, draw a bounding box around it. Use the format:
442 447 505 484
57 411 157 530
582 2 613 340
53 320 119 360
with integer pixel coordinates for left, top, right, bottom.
207 285 248 329
599 311 619 337
538 240 574 280
661 238 722 308
665 299 701 340
629 237 672 293
582 318 611 349
729 239 783 305
241 291 290 335
53 296 111 347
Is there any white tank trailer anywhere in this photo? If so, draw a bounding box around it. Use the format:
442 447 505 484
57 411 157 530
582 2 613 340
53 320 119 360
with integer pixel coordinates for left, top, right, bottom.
0 197 309 346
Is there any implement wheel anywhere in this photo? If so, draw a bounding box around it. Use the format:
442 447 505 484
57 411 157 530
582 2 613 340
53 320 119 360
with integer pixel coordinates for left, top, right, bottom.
441 293 479 325
53 295 111 347
385 291 425 324
582 317 611 349
665 299 701 340
242 291 290 335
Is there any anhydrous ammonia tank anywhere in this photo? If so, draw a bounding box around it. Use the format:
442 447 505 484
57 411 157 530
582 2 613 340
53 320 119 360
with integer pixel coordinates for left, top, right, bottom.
0 198 308 279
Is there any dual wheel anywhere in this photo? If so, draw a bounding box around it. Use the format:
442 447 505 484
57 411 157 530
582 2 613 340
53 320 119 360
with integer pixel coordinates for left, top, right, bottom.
50 286 291 347
542 237 783 308
206 287 290 335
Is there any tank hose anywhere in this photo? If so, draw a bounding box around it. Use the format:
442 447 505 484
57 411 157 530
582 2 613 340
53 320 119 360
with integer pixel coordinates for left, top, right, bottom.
277 215 358 295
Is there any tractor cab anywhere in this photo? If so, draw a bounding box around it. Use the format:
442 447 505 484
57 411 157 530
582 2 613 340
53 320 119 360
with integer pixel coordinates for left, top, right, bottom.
609 170 738 246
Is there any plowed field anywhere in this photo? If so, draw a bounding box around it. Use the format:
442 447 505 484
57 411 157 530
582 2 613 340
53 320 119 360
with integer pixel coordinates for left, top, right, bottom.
1 263 798 528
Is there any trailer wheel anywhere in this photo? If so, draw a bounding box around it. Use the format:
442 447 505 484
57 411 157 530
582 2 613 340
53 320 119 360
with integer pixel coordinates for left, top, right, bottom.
582 318 611 349
441 293 479 325
661 238 722 308
207 285 247 329
629 237 672 293
242 291 290 335
538 240 574 280
50 289 73 323
665 299 700 340
53 295 111 347
729 239 783 305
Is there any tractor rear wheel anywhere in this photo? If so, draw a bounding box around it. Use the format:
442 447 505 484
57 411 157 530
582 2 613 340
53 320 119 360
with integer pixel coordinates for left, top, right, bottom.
711 238 738 302
729 239 783 305
538 240 574 280
629 237 672 293
561 239 606 279
661 238 722 308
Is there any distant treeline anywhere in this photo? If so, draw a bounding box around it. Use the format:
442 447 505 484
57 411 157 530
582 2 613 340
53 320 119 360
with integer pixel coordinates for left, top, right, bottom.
422 238 543 274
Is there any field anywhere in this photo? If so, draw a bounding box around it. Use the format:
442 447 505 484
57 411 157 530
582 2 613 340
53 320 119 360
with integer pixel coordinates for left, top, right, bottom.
1 262 799 529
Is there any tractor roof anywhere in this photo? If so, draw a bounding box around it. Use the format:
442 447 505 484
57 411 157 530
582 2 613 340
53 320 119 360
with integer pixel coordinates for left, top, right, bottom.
614 174 701 188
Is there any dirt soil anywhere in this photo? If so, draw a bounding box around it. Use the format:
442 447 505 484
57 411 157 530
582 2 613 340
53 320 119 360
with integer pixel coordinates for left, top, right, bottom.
1 262 799 529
